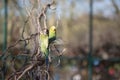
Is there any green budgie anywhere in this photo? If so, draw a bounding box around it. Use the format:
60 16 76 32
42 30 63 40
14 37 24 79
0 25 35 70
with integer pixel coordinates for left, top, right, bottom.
49 26 56 44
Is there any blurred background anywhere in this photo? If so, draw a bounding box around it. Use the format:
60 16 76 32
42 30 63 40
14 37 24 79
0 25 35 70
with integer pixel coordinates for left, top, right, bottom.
0 0 120 80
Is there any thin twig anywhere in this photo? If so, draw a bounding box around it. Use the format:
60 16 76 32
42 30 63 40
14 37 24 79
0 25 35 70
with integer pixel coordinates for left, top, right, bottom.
8 33 39 50
17 64 34 80
23 0 33 16
39 70 50 80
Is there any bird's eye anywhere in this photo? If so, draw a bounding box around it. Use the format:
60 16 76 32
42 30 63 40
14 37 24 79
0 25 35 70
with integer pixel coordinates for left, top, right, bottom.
54 29 56 31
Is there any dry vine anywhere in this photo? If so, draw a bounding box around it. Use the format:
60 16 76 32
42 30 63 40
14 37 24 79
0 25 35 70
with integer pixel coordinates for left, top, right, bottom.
0 0 65 80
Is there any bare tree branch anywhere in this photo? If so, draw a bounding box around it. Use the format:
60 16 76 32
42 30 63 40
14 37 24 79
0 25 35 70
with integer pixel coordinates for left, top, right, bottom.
17 64 34 80
111 0 119 14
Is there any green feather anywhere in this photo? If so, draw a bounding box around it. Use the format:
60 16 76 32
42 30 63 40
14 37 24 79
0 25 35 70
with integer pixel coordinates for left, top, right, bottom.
40 33 49 56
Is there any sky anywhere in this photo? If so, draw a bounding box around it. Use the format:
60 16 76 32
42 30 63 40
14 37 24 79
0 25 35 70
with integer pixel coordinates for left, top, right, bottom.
55 0 117 18
0 0 119 18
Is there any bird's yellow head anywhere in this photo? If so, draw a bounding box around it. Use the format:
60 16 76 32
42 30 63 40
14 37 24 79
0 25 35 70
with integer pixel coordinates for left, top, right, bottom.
50 26 56 32
49 26 56 43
